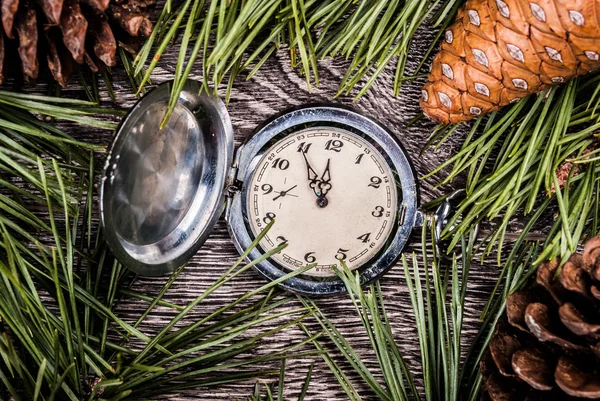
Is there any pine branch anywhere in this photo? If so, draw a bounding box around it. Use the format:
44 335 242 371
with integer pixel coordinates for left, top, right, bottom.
132 0 457 127
425 72 600 265
1 211 316 400
0 96 315 400
305 226 537 401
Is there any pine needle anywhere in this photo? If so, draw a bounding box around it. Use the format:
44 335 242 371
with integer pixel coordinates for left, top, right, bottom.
0 94 314 400
133 0 456 126
308 226 537 400
427 73 600 264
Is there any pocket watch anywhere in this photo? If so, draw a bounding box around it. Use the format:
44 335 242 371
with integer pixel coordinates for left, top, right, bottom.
101 80 449 296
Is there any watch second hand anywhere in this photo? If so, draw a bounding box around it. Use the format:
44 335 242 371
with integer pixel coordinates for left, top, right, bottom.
272 185 298 201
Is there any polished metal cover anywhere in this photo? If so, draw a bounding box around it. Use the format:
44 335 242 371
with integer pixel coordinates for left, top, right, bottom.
100 81 234 275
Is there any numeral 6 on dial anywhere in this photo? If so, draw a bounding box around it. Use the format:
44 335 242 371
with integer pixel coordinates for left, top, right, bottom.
304 252 316 263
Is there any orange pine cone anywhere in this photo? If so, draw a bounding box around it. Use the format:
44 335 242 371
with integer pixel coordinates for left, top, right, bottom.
420 0 600 125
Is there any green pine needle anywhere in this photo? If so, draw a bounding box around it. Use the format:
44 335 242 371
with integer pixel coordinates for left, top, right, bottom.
308 226 538 401
426 73 600 266
0 96 314 401
133 0 456 126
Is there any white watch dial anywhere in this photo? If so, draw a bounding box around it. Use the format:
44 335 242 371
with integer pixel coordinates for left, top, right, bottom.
246 127 398 277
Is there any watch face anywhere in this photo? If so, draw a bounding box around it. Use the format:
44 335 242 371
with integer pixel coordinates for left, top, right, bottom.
246 126 398 277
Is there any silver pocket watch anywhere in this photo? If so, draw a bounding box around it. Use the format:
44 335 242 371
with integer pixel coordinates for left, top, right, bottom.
101 80 455 296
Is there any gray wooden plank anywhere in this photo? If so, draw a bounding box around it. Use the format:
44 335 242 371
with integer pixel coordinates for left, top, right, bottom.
50 23 506 400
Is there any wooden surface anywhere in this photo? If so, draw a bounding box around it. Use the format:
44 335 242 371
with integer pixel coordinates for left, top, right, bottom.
62 26 507 400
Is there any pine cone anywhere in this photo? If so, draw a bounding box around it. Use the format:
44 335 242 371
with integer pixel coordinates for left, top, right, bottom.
420 0 600 125
0 0 155 88
481 236 600 400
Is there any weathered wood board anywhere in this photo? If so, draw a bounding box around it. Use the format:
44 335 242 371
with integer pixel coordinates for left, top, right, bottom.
57 25 509 400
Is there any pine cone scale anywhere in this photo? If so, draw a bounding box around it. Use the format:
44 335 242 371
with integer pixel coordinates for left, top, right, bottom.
109 3 143 36
0 0 153 86
421 0 600 124
83 51 99 72
38 0 64 25
15 6 38 79
490 0 530 36
526 302 588 351
555 2 598 38
442 23 467 58
511 348 554 391
535 258 564 303
46 30 73 88
467 66 501 103
2 0 18 39
489 330 521 376
482 357 527 401
465 32 504 79
499 61 540 92
60 0 88 64
559 256 590 297
482 235 600 400
81 0 109 13
583 237 600 270
89 15 116 67
506 290 534 331
592 342 600 358
516 0 565 37
555 357 600 398
464 0 497 41
559 302 600 338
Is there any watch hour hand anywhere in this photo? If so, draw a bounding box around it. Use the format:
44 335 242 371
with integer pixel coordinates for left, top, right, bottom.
302 151 321 196
302 151 319 181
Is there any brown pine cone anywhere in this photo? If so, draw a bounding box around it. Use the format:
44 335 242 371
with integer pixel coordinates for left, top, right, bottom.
0 0 155 87
420 0 600 125
481 236 600 400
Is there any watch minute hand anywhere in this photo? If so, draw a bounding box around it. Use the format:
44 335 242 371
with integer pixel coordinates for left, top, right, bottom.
320 159 331 183
318 159 332 197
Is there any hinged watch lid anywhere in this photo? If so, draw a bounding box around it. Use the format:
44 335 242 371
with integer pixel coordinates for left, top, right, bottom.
100 80 234 276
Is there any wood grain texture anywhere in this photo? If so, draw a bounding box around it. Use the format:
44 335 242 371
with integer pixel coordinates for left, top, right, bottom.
56 24 508 400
